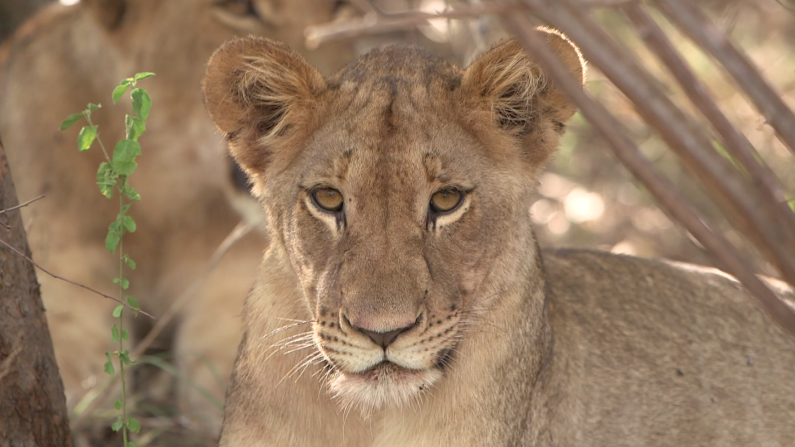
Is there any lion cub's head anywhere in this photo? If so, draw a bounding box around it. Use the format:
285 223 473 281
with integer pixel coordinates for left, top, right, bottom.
203 31 584 414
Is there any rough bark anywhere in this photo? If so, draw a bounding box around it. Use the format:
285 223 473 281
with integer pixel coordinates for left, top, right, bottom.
0 140 72 446
0 0 54 42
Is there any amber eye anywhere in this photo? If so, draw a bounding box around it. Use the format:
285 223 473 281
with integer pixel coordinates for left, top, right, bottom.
430 188 463 214
312 188 344 212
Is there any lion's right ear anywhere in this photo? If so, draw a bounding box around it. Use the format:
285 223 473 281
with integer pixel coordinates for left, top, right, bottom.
461 29 584 137
82 0 127 30
202 37 326 176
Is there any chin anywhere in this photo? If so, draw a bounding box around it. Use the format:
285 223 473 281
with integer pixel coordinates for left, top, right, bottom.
328 362 443 417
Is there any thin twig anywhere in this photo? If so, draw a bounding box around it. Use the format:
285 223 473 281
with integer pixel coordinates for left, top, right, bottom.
520 0 795 287
622 5 795 251
500 18 795 338
306 2 527 49
305 0 633 49
0 237 155 319
0 194 44 215
655 0 795 156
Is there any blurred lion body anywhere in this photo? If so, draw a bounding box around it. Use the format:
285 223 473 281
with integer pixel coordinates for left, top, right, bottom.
202 33 795 445
0 0 351 432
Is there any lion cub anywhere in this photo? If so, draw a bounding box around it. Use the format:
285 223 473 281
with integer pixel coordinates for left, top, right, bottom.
202 30 795 446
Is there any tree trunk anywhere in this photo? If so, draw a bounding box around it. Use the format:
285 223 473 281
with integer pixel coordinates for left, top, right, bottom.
0 140 72 446
0 0 54 42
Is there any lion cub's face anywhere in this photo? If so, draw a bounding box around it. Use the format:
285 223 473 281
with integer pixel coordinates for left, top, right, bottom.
203 33 583 413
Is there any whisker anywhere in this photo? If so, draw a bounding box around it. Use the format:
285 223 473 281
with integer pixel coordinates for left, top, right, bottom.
267 332 314 350
259 332 314 363
259 321 313 341
271 317 317 324
277 350 322 388
284 342 317 355
293 352 325 382
276 335 315 349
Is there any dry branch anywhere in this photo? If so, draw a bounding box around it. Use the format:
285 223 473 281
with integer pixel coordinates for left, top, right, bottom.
519 0 795 288
500 17 795 338
306 3 525 49
655 0 795 157
0 237 155 319
621 5 795 260
0 194 43 215
305 0 633 49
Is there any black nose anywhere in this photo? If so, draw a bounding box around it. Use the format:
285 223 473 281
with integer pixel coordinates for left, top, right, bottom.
353 320 418 349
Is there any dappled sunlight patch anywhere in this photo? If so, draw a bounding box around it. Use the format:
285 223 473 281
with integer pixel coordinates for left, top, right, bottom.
564 187 605 223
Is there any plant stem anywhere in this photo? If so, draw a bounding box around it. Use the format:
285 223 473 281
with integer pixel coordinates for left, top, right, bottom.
118 182 128 447
84 114 111 163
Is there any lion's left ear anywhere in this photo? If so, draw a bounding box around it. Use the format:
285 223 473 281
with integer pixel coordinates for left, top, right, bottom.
202 36 326 176
461 29 585 137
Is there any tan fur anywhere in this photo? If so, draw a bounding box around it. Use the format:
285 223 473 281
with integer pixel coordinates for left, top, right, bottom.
0 0 352 433
204 31 795 446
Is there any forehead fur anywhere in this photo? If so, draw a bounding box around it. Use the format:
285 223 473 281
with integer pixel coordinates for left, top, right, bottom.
328 45 462 91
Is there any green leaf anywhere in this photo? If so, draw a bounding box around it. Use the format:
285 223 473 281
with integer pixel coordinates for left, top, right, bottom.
100 186 114 199
119 351 132 365
134 72 156 81
123 215 136 233
127 297 139 317
127 443 137 447
77 126 97 152
120 278 130 290
128 417 141 433
124 255 136 270
113 399 121 410
125 114 146 141
96 162 117 199
121 329 129 340
111 416 123 432
131 88 152 121
112 304 124 318
122 183 141 201
121 78 132 86
112 84 130 104
112 139 141 176
105 227 120 253
87 103 101 112
60 113 83 131
96 162 115 182
111 324 120 342
104 352 115 375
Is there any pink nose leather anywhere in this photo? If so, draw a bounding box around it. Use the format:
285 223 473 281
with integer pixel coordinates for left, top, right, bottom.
348 318 418 348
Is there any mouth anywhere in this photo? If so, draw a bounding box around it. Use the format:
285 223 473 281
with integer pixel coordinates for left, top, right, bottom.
350 361 426 382
328 361 443 416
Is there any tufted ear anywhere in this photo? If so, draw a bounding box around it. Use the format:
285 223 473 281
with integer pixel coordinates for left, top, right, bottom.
461 29 585 138
82 0 127 30
202 37 326 176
